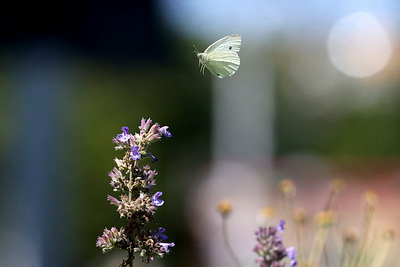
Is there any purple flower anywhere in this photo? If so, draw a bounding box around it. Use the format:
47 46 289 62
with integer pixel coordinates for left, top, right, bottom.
277 220 285 233
159 242 175 252
99 118 176 261
253 221 295 267
130 145 141 160
116 126 131 143
286 247 297 267
152 191 164 206
159 126 172 138
121 126 129 134
155 227 168 240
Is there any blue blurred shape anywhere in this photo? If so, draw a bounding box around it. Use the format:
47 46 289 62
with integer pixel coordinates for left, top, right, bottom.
0 42 76 267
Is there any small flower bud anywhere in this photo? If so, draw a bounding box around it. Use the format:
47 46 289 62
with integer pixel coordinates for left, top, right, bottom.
140 118 152 132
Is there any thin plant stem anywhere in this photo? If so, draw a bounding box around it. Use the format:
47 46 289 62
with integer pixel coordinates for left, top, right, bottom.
294 222 305 262
128 170 133 202
308 226 329 266
323 190 335 211
355 209 374 267
339 241 350 267
221 216 242 267
128 248 134 267
370 230 393 267
283 192 305 263
323 243 331 267
281 192 294 223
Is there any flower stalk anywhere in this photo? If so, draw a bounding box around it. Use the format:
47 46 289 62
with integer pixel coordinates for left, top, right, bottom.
96 118 174 265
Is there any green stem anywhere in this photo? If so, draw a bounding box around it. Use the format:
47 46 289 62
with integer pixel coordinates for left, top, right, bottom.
127 250 134 267
221 216 242 267
128 170 133 201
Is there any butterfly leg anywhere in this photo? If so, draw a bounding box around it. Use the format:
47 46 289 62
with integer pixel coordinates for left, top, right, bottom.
200 64 205 74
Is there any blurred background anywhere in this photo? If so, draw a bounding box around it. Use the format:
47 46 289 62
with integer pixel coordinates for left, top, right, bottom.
0 0 399 266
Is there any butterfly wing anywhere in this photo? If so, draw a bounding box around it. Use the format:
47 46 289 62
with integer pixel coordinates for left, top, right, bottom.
197 34 242 78
203 51 240 78
204 34 241 54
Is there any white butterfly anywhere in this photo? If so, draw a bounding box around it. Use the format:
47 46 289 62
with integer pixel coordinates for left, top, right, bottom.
195 34 241 79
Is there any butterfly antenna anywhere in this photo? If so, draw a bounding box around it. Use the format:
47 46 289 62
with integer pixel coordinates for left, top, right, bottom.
190 45 200 60
189 50 197 58
192 44 204 72
193 45 199 53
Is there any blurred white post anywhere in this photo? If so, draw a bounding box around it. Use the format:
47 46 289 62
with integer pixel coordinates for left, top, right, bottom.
212 42 274 164
193 40 276 267
0 43 75 267
157 2 281 265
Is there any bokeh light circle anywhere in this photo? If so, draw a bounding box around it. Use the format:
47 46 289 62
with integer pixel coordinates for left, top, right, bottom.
327 11 392 78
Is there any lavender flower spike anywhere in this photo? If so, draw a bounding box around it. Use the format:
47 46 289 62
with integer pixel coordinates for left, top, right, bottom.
98 118 174 264
253 221 296 267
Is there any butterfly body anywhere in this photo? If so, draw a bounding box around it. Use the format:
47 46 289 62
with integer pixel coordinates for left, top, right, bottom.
196 34 241 79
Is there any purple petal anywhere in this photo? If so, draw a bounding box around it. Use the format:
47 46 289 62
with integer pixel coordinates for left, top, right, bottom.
156 227 168 240
141 118 152 131
152 191 164 206
286 246 297 266
159 242 175 252
117 132 131 143
130 145 141 160
107 195 120 206
159 126 172 138
121 126 129 134
277 219 285 232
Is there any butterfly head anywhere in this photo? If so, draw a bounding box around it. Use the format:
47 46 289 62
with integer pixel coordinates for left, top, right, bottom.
196 52 208 64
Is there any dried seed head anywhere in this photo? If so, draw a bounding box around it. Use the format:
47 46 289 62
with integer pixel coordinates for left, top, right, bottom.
293 208 308 224
315 210 336 227
382 228 395 240
363 190 378 209
330 178 345 194
217 200 233 217
343 228 358 243
279 179 296 196
261 206 275 219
